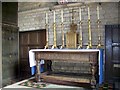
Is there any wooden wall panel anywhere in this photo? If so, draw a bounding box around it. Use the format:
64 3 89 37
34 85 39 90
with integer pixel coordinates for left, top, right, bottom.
105 25 120 89
19 30 46 79
20 33 29 45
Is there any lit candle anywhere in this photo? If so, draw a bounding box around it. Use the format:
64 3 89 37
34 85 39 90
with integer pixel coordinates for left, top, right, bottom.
46 12 48 24
79 7 81 21
54 10 55 23
61 9 63 23
88 6 90 20
97 5 100 20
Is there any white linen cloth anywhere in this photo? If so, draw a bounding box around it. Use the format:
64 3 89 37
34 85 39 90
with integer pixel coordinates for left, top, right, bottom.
29 49 45 67
29 49 100 68
29 50 36 67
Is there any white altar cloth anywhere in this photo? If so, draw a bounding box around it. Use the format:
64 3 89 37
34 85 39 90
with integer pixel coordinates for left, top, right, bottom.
29 49 100 67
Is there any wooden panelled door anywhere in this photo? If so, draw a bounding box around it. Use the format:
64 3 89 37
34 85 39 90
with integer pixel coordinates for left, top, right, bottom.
105 25 120 87
19 30 46 79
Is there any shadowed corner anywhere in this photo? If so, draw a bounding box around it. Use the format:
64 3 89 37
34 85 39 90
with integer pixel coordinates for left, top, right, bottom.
0 0 2 89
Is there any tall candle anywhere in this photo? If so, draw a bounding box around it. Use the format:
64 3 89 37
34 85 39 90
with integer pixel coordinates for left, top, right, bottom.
79 7 81 21
46 12 48 24
54 10 55 23
97 5 100 19
88 6 90 20
61 9 63 22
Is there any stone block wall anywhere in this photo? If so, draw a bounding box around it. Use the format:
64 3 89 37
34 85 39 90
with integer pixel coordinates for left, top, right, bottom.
2 2 19 87
18 2 119 48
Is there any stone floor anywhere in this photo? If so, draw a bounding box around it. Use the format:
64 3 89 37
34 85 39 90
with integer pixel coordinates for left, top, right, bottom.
2 77 91 90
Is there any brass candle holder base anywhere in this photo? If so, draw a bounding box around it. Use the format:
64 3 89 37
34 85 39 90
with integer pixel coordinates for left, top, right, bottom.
78 39 83 49
60 45 65 49
97 44 102 49
87 45 92 49
44 45 49 49
87 42 92 49
44 41 49 49
77 45 82 49
51 45 57 49
87 40 92 49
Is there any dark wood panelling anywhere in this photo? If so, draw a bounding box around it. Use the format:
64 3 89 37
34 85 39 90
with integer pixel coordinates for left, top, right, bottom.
105 25 120 85
29 32 38 45
20 33 29 45
20 46 29 58
19 30 46 79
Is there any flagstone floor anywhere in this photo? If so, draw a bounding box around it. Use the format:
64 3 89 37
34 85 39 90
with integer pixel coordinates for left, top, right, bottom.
2 77 90 89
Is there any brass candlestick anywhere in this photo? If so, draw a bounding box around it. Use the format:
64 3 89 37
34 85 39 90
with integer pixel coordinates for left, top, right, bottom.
78 21 83 49
97 19 102 48
60 23 65 49
51 10 57 49
60 9 65 49
44 12 49 49
87 6 92 49
96 4 102 48
51 22 57 49
78 7 83 49
44 23 49 49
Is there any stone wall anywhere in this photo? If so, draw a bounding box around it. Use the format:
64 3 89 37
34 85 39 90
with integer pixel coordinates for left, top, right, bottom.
18 2 119 48
2 2 19 87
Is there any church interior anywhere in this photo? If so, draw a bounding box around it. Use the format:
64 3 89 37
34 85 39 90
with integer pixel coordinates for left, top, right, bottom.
0 1 120 90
